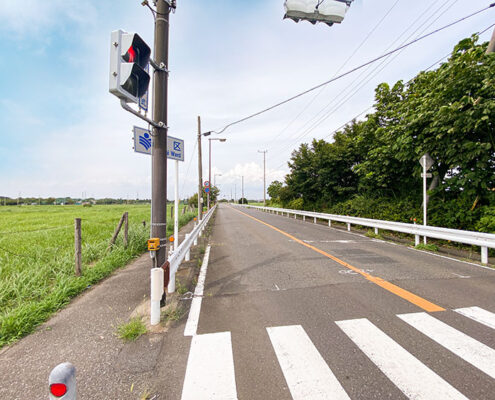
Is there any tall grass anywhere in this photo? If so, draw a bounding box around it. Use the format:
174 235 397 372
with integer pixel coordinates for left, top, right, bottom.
0 204 195 348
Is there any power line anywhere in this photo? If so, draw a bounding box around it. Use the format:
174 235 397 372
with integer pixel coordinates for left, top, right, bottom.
271 19 495 172
268 0 402 147
210 3 495 136
268 0 460 160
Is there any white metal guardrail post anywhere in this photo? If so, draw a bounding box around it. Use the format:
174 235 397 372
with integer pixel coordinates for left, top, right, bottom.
239 205 495 265
49 362 76 399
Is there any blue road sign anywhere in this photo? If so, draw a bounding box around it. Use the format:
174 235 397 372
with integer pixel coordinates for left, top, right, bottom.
204 187 210 193
133 127 185 161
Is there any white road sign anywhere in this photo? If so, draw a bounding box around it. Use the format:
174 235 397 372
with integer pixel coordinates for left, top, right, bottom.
133 126 185 161
419 153 434 171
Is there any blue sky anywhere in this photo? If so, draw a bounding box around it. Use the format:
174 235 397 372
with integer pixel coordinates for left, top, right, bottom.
1 0 494 200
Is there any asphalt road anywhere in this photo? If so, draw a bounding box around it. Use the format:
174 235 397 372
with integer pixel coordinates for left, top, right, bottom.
177 203 495 400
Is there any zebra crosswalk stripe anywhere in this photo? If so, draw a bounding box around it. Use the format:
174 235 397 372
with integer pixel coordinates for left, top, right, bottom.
336 318 468 400
454 306 495 330
398 312 495 380
267 325 350 400
181 331 237 400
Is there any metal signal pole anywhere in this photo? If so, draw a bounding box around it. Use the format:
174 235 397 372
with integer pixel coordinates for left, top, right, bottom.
258 150 267 206
151 0 171 268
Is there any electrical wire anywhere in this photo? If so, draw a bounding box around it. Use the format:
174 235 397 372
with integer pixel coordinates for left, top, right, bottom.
209 3 495 136
268 0 459 160
268 0 402 147
271 19 495 172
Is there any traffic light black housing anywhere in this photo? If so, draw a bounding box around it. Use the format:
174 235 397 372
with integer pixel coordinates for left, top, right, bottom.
109 30 151 103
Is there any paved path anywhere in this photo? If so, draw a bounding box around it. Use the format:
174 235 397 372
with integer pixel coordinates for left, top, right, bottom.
1 204 493 399
179 204 495 400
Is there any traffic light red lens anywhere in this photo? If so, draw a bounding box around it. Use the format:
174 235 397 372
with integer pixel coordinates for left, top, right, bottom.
50 383 67 397
126 46 136 63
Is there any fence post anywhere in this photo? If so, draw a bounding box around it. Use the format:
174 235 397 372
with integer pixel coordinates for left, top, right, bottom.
328 220 332 227
107 212 126 251
415 235 420 246
347 223 351 231
123 212 129 248
374 227 379 235
303 215 305 222
314 217 317 224
185 233 191 261
74 218 82 277
481 246 488 264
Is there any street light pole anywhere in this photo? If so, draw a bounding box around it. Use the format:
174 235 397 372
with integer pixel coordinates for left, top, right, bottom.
258 150 267 206
208 138 211 210
151 0 170 269
242 175 244 203
207 138 227 209
197 116 203 222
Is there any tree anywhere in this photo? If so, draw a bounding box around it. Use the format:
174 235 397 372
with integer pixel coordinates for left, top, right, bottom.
267 180 283 200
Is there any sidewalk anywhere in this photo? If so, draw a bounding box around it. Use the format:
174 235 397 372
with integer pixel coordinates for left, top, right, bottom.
0 218 204 400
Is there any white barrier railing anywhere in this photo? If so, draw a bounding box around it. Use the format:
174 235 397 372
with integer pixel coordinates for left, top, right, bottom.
239 205 495 265
150 205 217 325
168 204 217 293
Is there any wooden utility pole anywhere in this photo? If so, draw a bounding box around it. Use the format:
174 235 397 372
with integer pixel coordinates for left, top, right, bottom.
258 150 267 206
74 218 82 276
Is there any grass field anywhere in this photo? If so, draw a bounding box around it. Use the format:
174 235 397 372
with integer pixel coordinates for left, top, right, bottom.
0 203 195 348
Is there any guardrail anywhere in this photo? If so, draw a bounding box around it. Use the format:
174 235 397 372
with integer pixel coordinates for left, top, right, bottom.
239 205 495 265
150 205 217 325
168 205 216 292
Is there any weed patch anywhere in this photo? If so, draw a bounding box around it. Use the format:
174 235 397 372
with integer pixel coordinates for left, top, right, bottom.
117 317 147 342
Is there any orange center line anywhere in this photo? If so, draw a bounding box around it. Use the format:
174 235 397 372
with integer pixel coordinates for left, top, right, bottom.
231 206 445 313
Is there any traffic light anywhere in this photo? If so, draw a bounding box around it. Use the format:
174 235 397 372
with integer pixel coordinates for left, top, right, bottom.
109 30 151 103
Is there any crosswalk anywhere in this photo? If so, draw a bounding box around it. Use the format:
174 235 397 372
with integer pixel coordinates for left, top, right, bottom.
181 306 495 399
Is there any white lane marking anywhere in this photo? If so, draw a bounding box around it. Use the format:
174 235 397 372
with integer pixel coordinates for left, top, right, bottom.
184 245 211 336
274 284 280 291
336 318 468 400
181 332 237 400
454 306 495 330
451 272 471 278
406 247 495 271
398 312 495 379
338 268 374 275
267 325 350 400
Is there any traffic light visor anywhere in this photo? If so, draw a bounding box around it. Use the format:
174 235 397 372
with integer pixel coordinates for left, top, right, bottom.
120 63 151 99
121 34 151 69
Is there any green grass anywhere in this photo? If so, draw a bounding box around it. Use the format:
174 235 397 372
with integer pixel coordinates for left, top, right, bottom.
0 203 196 348
117 317 147 342
415 243 439 252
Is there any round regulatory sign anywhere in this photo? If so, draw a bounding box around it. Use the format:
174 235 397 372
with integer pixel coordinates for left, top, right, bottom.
204 187 210 193
204 181 210 187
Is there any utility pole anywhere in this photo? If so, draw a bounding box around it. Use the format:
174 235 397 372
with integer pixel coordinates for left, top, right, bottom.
487 27 495 53
151 0 171 269
258 150 267 206
241 176 244 203
197 116 203 222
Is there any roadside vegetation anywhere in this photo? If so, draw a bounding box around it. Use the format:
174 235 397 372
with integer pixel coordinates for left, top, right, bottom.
266 36 495 235
117 317 147 342
0 203 196 348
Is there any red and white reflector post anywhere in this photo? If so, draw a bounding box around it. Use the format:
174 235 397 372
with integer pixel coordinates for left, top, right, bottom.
49 362 76 399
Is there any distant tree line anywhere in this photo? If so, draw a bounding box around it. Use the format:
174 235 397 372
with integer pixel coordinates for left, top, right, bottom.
268 36 495 232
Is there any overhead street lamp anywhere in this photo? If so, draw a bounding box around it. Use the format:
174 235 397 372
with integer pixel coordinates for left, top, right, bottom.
214 173 222 186
208 138 227 209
